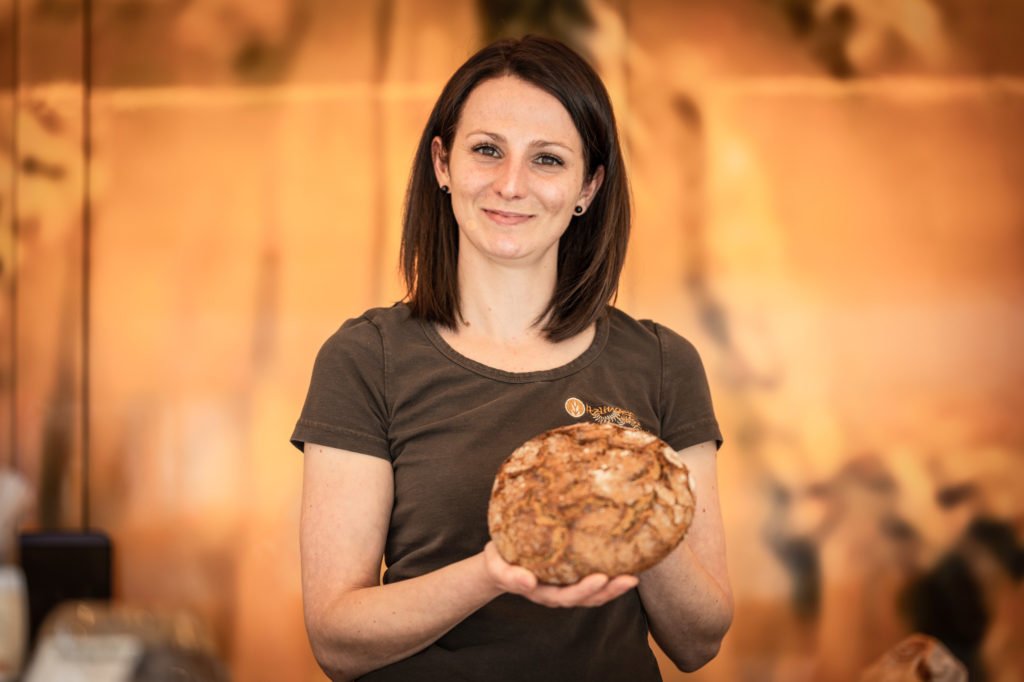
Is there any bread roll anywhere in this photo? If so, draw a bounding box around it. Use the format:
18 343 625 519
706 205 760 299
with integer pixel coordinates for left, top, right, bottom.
488 422 695 584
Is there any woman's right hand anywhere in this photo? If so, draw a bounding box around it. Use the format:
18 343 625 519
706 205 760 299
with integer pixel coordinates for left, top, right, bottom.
482 541 638 608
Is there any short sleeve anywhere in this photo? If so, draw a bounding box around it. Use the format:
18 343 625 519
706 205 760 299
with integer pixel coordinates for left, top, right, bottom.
655 323 723 452
290 316 391 460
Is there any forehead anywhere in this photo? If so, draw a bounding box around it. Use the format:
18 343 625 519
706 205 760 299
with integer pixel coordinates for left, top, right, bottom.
457 76 581 147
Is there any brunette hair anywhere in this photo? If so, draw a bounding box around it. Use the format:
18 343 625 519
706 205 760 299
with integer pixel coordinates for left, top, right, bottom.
400 35 630 342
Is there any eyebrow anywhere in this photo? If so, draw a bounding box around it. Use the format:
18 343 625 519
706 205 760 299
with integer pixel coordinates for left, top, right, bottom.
466 130 575 153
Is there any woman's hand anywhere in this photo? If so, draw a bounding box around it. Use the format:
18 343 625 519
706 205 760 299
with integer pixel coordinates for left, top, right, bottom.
482 541 638 608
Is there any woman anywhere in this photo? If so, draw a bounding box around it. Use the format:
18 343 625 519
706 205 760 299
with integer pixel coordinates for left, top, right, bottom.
291 35 732 681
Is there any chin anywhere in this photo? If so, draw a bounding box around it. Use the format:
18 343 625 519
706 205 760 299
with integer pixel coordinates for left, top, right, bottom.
487 247 530 262
479 236 530 261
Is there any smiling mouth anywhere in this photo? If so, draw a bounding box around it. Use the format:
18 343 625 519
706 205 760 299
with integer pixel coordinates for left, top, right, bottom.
483 208 534 225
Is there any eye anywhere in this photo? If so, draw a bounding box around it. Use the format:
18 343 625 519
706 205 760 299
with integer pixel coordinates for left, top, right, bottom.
472 144 501 158
535 154 564 167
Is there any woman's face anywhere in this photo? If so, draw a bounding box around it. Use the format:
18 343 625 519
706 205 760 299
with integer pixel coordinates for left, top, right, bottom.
432 76 604 270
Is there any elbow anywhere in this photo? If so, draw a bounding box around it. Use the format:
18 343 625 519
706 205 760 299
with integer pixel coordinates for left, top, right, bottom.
663 604 733 673
308 630 355 682
309 642 353 682
671 637 723 673
306 610 362 682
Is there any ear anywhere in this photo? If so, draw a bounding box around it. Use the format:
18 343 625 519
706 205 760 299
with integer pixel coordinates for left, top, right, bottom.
578 165 605 211
431 136 449 188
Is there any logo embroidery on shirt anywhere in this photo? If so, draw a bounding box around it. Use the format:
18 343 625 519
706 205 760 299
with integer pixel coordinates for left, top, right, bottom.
564 397 587 418
565 397 643 430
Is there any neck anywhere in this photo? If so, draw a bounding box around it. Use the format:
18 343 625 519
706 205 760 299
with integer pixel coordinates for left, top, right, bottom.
454 251 557 342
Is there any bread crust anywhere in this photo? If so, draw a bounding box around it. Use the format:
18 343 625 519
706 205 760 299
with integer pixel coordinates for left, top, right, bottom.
488 422 696 584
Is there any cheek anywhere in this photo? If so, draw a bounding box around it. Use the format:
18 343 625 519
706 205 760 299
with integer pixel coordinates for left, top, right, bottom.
447 174 481 218
451 167 491 199
450 197 473 230
533 180 577 213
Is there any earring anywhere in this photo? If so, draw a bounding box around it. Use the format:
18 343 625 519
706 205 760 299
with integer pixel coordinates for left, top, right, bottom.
574 205 584 215
441 185 450 194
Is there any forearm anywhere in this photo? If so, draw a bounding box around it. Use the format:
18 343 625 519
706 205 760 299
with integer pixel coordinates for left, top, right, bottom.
309 552 502 680
637 540 733 672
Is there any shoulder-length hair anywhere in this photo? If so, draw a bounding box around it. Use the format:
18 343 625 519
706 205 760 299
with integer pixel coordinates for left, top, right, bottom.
400 35 630 342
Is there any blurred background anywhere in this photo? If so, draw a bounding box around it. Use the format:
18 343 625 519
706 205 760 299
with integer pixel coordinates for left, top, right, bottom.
1 0 1022 680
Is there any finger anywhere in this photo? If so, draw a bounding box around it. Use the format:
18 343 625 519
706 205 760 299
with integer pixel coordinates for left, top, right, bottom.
555 574 610 605
509 568 537 592
496 567 537 594
578 576 639 607
609 575 639 592
483 543 540 593
529 574 610 608
525 592 561 608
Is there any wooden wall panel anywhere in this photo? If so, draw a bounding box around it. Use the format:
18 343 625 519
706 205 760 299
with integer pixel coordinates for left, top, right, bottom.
12 0 85 530
82 2 479 679
1 0 15 473
699 84 1024 682
88 90 383 675
621 3 1024 680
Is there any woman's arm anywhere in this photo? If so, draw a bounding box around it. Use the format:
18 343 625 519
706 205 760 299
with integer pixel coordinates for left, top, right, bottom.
300 443 638 681
637 440 733 672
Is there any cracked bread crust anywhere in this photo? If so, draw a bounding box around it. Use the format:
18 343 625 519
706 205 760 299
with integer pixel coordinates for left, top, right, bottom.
488 422 696 585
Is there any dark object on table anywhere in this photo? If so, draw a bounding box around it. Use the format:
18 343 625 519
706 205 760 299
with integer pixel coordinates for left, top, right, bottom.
18 531 112 648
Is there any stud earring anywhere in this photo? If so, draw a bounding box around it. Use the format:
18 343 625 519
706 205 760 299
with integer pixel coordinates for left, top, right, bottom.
574 205 584 215
441 185 450 194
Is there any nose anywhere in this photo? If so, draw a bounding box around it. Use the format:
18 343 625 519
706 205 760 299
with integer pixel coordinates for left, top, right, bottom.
492 156 528 200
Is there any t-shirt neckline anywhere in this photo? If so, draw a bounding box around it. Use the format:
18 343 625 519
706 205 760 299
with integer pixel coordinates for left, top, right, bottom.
418 309 610 384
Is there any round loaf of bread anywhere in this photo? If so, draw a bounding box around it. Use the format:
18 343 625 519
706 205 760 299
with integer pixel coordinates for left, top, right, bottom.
487 422 696 585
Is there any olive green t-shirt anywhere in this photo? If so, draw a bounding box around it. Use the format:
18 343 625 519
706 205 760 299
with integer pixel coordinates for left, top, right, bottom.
291 303 722 681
